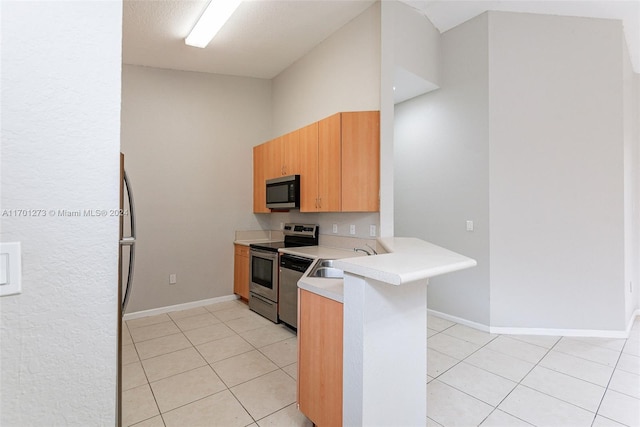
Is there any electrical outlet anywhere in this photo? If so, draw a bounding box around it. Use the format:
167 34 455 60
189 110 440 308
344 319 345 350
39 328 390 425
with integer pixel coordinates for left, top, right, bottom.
370 225 376 237
169 274 177 285
280 222 284 230
332 224 338 233
466 220 474 231
349 225 356 235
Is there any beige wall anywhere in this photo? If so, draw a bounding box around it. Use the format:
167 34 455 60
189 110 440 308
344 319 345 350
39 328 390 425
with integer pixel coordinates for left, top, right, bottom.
120 65 272 313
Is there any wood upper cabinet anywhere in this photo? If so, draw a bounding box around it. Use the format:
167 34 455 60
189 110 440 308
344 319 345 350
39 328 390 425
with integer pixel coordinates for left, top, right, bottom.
282 129 301 176
253 143 269 213
316 114 342 212
298 289 343 427
265 136 284 179
233 244 250 300
341 111 380 212
252 110 379 213
265 131 301 179
299 122 320 212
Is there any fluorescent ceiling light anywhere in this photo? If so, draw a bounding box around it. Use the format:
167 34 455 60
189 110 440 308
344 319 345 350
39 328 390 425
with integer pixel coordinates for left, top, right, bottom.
185 0 242 48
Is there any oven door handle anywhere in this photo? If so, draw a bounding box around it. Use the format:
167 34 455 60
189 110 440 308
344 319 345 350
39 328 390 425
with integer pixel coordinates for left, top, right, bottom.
250 249 279 259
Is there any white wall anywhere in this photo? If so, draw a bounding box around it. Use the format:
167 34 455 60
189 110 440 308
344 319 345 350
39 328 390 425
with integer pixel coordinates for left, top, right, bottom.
267 2 382 237
488 12 626 331
394 13 491 326
623 36 640 321
395 11 636 333
381 1 442 237
0 1 122 424
120 65 272 313
391 1 440 88
271 2 381 136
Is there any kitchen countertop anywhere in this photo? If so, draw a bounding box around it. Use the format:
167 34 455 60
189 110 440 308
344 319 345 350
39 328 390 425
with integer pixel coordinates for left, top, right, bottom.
234 239 282 246
299 237 477 303
233 239 364 302
335 237 477 286
281 246 365 303
279 246 363 260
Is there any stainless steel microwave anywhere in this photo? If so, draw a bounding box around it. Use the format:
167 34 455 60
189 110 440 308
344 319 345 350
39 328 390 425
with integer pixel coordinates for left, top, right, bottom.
266 175 300 209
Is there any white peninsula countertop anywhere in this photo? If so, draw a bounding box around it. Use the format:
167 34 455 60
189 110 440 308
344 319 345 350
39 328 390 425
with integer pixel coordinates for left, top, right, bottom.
298 237 477 303
335 237 477 286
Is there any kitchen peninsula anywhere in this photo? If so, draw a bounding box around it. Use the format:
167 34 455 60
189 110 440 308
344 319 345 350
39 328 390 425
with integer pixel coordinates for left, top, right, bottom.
298 237 477 426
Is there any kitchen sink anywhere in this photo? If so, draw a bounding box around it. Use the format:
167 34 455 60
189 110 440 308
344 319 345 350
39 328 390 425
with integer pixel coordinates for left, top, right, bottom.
309 260 343 279
318 259 337 268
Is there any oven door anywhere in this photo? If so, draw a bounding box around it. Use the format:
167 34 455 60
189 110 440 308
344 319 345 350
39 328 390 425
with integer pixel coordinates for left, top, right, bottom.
249 248 278 302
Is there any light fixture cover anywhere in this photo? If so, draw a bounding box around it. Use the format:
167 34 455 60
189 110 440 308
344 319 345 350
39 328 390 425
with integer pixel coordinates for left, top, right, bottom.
185 0 242 48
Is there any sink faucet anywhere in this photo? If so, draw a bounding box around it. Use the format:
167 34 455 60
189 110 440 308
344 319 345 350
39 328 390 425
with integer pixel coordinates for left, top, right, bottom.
354 248 372 256
366 244 378 255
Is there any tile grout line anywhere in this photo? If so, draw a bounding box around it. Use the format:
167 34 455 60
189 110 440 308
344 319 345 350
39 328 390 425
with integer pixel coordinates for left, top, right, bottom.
589 336 629 427
429 326 567 426
479 335 602 427
428 323 638 427
123 301 303 426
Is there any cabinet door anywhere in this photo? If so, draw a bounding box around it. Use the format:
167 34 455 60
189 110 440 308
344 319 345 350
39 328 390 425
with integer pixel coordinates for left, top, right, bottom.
265 136 284 179
253 144 269 213
318 113 342 212
298 289 343 427
282 129 301 176
233 244 250 300
341 111 380 212
299 122 319 212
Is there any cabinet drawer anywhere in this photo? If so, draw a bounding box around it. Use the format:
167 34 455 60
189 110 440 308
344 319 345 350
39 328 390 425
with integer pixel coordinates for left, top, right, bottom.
235 244 250 257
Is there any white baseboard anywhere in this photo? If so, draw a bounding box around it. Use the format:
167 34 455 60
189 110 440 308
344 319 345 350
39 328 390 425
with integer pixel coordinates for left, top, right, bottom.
427 309 638 339
626 309 640 335
123 294 240 321
488 325 629 339
427 309 491 332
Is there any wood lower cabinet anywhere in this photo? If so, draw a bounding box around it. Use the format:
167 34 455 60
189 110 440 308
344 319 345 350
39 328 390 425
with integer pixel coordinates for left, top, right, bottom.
233 244 250 300
298 289 343 427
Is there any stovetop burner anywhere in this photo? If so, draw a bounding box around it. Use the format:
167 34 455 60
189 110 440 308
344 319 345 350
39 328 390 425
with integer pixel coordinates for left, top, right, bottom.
249 223 319 253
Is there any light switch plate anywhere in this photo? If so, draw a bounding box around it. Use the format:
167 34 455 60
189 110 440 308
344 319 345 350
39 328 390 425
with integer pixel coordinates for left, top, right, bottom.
0 254 8 285
0 242 22 296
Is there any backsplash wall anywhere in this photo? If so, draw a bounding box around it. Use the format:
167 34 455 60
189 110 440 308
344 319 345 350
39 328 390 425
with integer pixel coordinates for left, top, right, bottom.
268 211 380 241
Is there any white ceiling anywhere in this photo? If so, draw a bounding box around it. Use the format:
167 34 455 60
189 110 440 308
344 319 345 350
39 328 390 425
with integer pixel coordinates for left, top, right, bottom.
410 0 640 72
122 0 376 79
122 0 640 78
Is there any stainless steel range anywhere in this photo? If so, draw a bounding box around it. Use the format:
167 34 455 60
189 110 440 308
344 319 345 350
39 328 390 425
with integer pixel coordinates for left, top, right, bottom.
249 223 318 323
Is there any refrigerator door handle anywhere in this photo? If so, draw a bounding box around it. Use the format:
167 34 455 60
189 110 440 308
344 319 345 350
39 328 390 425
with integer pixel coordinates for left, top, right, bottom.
120 237 135 246
121 170 136 313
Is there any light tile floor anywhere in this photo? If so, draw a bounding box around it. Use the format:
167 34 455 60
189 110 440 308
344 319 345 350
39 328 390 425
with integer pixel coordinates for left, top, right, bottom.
122 300 640 427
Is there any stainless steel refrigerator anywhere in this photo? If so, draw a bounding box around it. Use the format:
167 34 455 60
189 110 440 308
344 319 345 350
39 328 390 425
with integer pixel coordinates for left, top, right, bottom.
117 153 136 426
